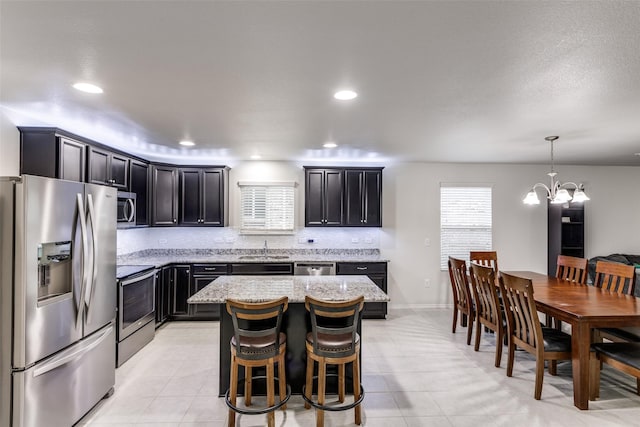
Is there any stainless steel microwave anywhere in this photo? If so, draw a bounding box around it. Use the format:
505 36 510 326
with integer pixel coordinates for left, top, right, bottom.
117 192 136 225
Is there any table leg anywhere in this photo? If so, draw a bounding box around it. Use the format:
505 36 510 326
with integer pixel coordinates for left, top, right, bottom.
571 322 591 410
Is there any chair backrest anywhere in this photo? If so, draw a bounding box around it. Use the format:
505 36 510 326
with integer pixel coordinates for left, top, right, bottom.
594 260 636 295
556 255 588 284
470 251 499 274
499 272 543 356
226 296 288 360
469 263 500 327
305 295 364 358
448 257 473 312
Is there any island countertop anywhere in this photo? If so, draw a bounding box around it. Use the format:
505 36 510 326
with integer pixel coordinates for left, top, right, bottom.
187 275 390 304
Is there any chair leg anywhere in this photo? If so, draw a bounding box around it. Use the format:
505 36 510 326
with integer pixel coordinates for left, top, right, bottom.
245 366 252 406
589 352 600 401
549 360 557 376
316 359 326 427
338 363 345 403
266 361 275 427
278 353 287 410
353 354 362 425
506 338 515 377
461 312 468 327
304 356 314 410
636 378 640 395
474 318 482 351
466 315 473 345
452 307 458 333
534 357 544 400
229 355 238 427
494 328 503 368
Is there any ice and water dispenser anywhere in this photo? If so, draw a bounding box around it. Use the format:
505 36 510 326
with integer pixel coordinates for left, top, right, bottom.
37 241 72 302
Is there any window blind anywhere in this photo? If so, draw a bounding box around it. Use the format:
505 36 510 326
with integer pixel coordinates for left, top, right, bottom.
239 183 295 233
440 186 492 269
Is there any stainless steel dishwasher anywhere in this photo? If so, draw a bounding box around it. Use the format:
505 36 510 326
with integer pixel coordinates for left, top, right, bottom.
293 262 336 276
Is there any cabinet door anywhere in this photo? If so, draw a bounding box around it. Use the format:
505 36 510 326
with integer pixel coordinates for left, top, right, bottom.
130 160 149 225
202 169 224 225
110 154 129 190
160 266 173 323
324 170 343 225
179 169 201 225
152 166 178 225
191 276 221 319
58 137 85 182
345 169 382 226
171 266 191 317
305 169 326 226
87 147 110 185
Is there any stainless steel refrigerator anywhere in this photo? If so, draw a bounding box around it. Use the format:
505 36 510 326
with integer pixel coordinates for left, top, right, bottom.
0 175 117 427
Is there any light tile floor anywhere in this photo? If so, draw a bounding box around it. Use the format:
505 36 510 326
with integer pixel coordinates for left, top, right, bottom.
78 309 640 426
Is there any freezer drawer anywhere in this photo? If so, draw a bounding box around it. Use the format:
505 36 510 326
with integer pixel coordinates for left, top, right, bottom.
12 323 116 427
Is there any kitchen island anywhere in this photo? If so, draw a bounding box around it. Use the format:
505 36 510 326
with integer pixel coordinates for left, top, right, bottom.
188 275 389 395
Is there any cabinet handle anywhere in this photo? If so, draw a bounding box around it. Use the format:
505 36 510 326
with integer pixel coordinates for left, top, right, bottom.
204 267 216 271
356 266 368 270
173 218 177 223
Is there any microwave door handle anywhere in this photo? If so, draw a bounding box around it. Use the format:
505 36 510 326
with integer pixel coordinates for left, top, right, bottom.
126 198 135 222
85 194 98 320
76 194 89 327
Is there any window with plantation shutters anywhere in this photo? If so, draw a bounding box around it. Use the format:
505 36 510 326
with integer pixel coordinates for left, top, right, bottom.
440 185 492 270
238 182 295 233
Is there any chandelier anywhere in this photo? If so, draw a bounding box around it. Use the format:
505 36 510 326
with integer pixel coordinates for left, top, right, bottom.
522 136 590 205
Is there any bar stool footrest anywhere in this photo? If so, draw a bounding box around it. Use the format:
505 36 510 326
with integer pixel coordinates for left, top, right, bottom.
225 375 291 416
302 374 365 412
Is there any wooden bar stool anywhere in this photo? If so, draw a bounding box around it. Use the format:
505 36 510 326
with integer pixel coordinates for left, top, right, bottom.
225 297 290 427
303 295 365 427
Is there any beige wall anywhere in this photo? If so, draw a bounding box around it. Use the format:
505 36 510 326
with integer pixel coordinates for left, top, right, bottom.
0 112 19 176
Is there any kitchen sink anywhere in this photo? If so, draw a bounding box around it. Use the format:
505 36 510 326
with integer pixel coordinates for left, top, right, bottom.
238 255 290 260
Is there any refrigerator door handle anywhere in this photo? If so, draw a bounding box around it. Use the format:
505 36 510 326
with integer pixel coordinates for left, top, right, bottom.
85 194 98 319
32 325 113 377
76 194 89 327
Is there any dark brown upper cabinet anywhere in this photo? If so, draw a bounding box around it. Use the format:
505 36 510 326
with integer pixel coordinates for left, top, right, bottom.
344 169 382 227
19 128 86 182
129 160 150 226
179 168 228 226
151 165 178 226
304 166 383 227
305 168 343 226
87 146 129 189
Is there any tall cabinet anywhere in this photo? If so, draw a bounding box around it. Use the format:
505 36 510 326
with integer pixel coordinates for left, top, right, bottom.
548 201 585 276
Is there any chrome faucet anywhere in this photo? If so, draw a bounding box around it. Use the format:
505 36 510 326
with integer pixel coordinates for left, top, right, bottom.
263 240 268 257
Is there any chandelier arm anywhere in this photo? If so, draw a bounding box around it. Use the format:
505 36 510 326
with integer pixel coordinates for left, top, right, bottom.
531 182 552 197
558 182 581 190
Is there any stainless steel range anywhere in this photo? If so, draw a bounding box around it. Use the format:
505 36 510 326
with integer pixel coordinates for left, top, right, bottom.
116 265 156 366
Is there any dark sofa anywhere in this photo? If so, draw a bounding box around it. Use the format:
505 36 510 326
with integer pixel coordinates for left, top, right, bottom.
587 253 640 297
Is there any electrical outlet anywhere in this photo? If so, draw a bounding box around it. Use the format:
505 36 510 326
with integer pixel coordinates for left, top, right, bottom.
298 237 306 244
158 239 168 245
364 237 373 244
225 237 235 243
424 278 431 287
351 238 359 243
214 237 223 243
424 238 431 247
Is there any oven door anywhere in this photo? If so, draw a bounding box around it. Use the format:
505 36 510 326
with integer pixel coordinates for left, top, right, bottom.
118 270 156 341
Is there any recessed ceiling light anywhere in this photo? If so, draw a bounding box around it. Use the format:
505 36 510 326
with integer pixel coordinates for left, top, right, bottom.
323 142 338 148
334 90 358 100
72 82 103 94
179 140 195 147
250 154 262 160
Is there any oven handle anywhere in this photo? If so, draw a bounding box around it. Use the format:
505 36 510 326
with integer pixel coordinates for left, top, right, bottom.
120 270 157 287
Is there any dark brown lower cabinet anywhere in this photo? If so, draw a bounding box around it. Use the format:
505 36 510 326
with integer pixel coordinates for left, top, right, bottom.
155 266 172 327
170 265 191 318
190 264 229 319
336 262 388 319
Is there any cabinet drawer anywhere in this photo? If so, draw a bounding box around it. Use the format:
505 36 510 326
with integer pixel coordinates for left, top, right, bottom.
337 262 387 274
192 264 228 275
230 263 293 275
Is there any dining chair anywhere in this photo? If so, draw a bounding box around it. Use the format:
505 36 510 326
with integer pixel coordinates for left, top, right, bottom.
225 297 290 427
593 260 640 343
499 272 572 400
448 257 475 345
303 295 365 427
593 260 636 295
469 263 504 367
470 251 499 274
548 255 588 329
590 342 640 401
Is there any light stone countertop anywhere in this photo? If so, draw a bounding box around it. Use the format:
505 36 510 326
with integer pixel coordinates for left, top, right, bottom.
187 275 390 304
117 248 388 268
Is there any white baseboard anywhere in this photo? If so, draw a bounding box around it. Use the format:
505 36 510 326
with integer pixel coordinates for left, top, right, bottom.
388 304 452 310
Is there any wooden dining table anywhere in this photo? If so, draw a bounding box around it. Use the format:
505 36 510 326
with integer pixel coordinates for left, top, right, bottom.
504 271 640 409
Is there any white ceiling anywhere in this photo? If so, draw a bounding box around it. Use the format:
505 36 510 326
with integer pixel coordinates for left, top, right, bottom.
2 1 640 166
